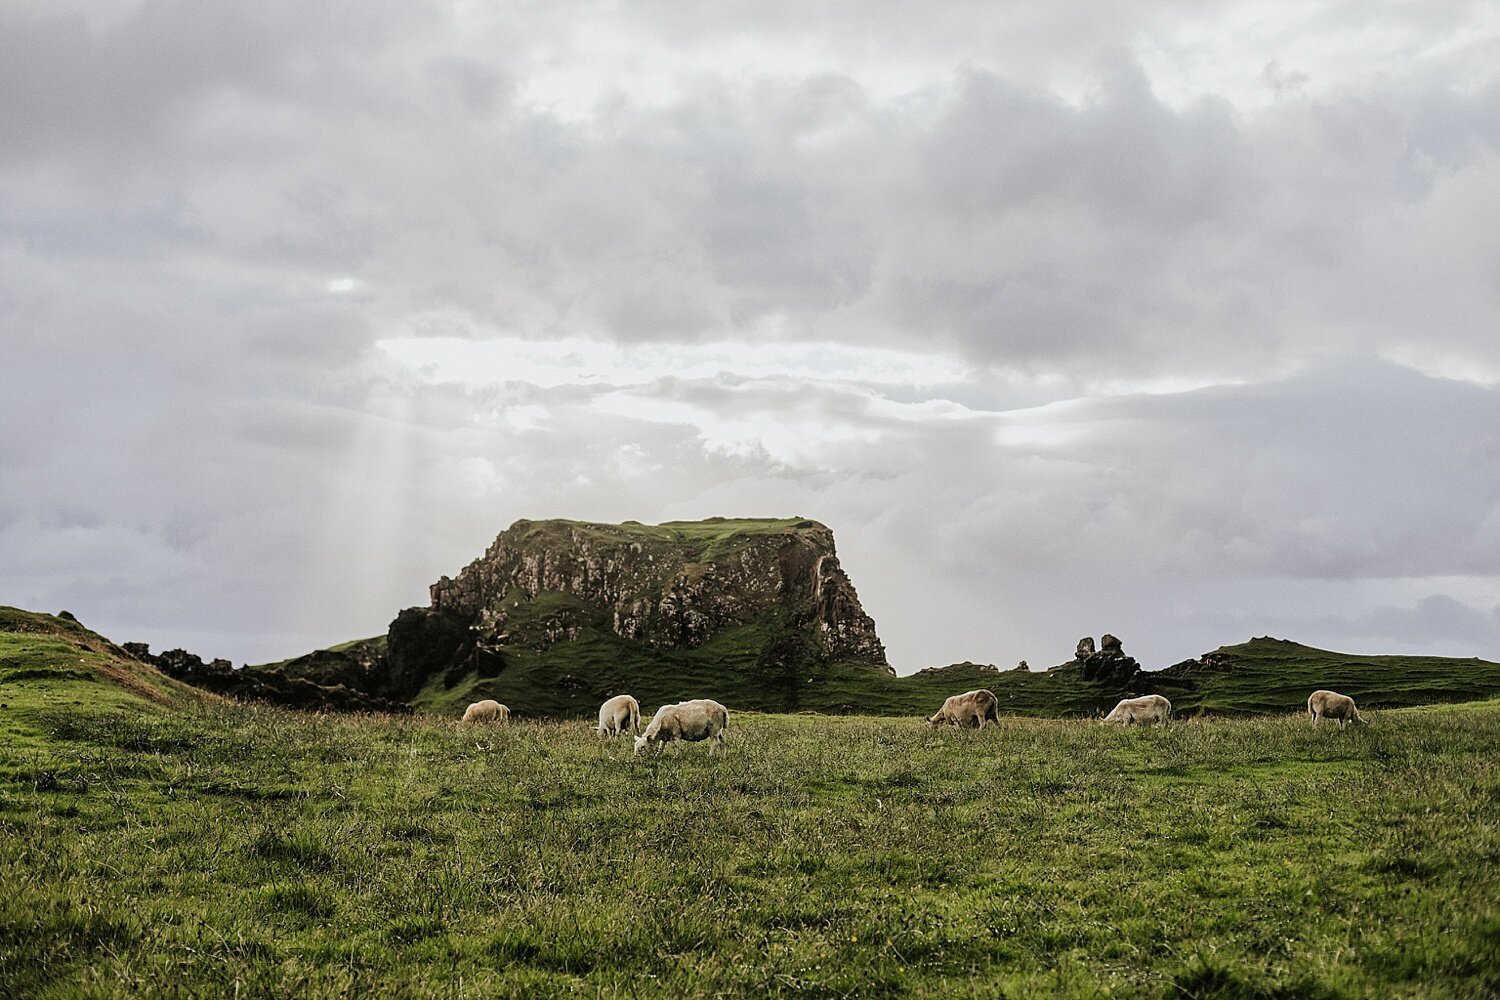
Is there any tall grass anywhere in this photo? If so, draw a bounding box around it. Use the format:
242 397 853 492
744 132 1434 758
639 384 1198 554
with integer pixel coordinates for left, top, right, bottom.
2 703 1498 997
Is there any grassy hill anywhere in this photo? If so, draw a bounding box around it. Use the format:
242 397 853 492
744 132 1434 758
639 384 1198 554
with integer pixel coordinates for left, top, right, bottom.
1141 636 1500 716
294 629 1500 722
245 515 1500 721
412 633 1500 722
0 607 212 737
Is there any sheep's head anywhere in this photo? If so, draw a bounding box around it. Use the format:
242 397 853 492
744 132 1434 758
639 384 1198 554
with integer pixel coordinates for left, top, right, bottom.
633 734 649 754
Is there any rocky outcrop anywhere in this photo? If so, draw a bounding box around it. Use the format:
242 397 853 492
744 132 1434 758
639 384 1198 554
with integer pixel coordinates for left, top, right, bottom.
1080 634 1142 684
126 644 409 713
1157 649 1234 676
420 517 890 672
1049 633 1142 686
175 517 891 715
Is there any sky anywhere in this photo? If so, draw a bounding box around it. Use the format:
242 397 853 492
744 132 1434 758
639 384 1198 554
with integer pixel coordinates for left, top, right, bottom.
3 1 1499 673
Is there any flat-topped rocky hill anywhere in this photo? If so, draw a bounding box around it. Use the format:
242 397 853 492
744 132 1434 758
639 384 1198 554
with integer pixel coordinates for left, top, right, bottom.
257 517 895 716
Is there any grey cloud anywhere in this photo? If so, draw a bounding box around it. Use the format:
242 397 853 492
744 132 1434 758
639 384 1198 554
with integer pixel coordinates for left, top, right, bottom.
1350 595 1500 648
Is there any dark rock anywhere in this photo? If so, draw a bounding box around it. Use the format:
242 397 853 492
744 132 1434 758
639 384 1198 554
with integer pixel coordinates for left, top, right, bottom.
427 518 890 671
1158 650 1234 676
386 607 475 700
1060 633 1142 685
134 644 408 714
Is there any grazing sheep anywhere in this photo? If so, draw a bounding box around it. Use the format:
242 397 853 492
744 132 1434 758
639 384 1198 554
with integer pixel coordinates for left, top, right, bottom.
596 694 641 737
927 689 1001 730
461 699 509 724
1308 689 1364 728
634 699 728 755
1101 694 1171 726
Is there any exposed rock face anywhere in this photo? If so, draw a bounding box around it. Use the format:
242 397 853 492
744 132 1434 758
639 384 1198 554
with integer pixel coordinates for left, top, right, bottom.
1158 650 1234 676
178 517 890 714
1050 633 1142 685
420 517 890 672
1080 634 1140 684
127 644 408 713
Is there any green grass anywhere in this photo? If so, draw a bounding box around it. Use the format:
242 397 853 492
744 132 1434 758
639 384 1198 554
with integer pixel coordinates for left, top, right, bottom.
1149 637 1500 715
4 682 1498 997
419 630 1500 723
0 607 209 723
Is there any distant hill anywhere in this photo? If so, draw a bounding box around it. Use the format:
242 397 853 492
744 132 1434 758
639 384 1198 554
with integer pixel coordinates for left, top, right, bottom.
1139 636 1500 715
0 607 212 720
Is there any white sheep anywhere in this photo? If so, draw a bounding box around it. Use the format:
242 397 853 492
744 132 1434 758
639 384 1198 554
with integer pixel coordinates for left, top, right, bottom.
1101 694 1171 726
596 694 641 737
926 689 1001 730
1308 690 1364 728
634 699 729 755
461 699 510 724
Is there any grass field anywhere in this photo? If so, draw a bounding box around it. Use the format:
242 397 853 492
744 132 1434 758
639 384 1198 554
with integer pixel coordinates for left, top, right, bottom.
4 676 1499 998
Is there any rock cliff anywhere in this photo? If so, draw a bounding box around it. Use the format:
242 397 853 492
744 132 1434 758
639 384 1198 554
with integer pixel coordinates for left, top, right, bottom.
371 517 892 709
1048 633 1143 686
423 517 888 667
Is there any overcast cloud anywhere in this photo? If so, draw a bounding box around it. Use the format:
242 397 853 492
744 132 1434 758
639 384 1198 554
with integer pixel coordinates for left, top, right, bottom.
3 1 1499 671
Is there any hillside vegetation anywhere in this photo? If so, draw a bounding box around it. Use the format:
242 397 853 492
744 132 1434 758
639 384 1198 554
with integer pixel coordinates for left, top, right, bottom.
0 607 210 727
274 631 1500 722
1144 636 1500 714
3 686 1498 997
10 602 1499 724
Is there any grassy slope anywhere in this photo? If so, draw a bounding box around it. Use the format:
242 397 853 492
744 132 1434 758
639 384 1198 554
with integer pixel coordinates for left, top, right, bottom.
420 627 1126 720
0 608 212 750
3 691 1497 998
1147 637 1500 715
421 633 1500 722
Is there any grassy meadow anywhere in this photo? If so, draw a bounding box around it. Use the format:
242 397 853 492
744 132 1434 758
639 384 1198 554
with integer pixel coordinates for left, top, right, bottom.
4 683 1500 998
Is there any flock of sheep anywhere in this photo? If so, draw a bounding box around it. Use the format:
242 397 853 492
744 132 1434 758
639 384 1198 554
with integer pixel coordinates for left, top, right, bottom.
923 688 1365 729
458 687 1366 752
462 694 730 754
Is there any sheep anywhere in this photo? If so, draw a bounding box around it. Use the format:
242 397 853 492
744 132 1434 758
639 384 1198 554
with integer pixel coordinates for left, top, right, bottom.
927 689 1001 730
1101 694 1171 726
634 699 729 755
596 694 641 737
1308 689 1364 728
461 699 509 724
